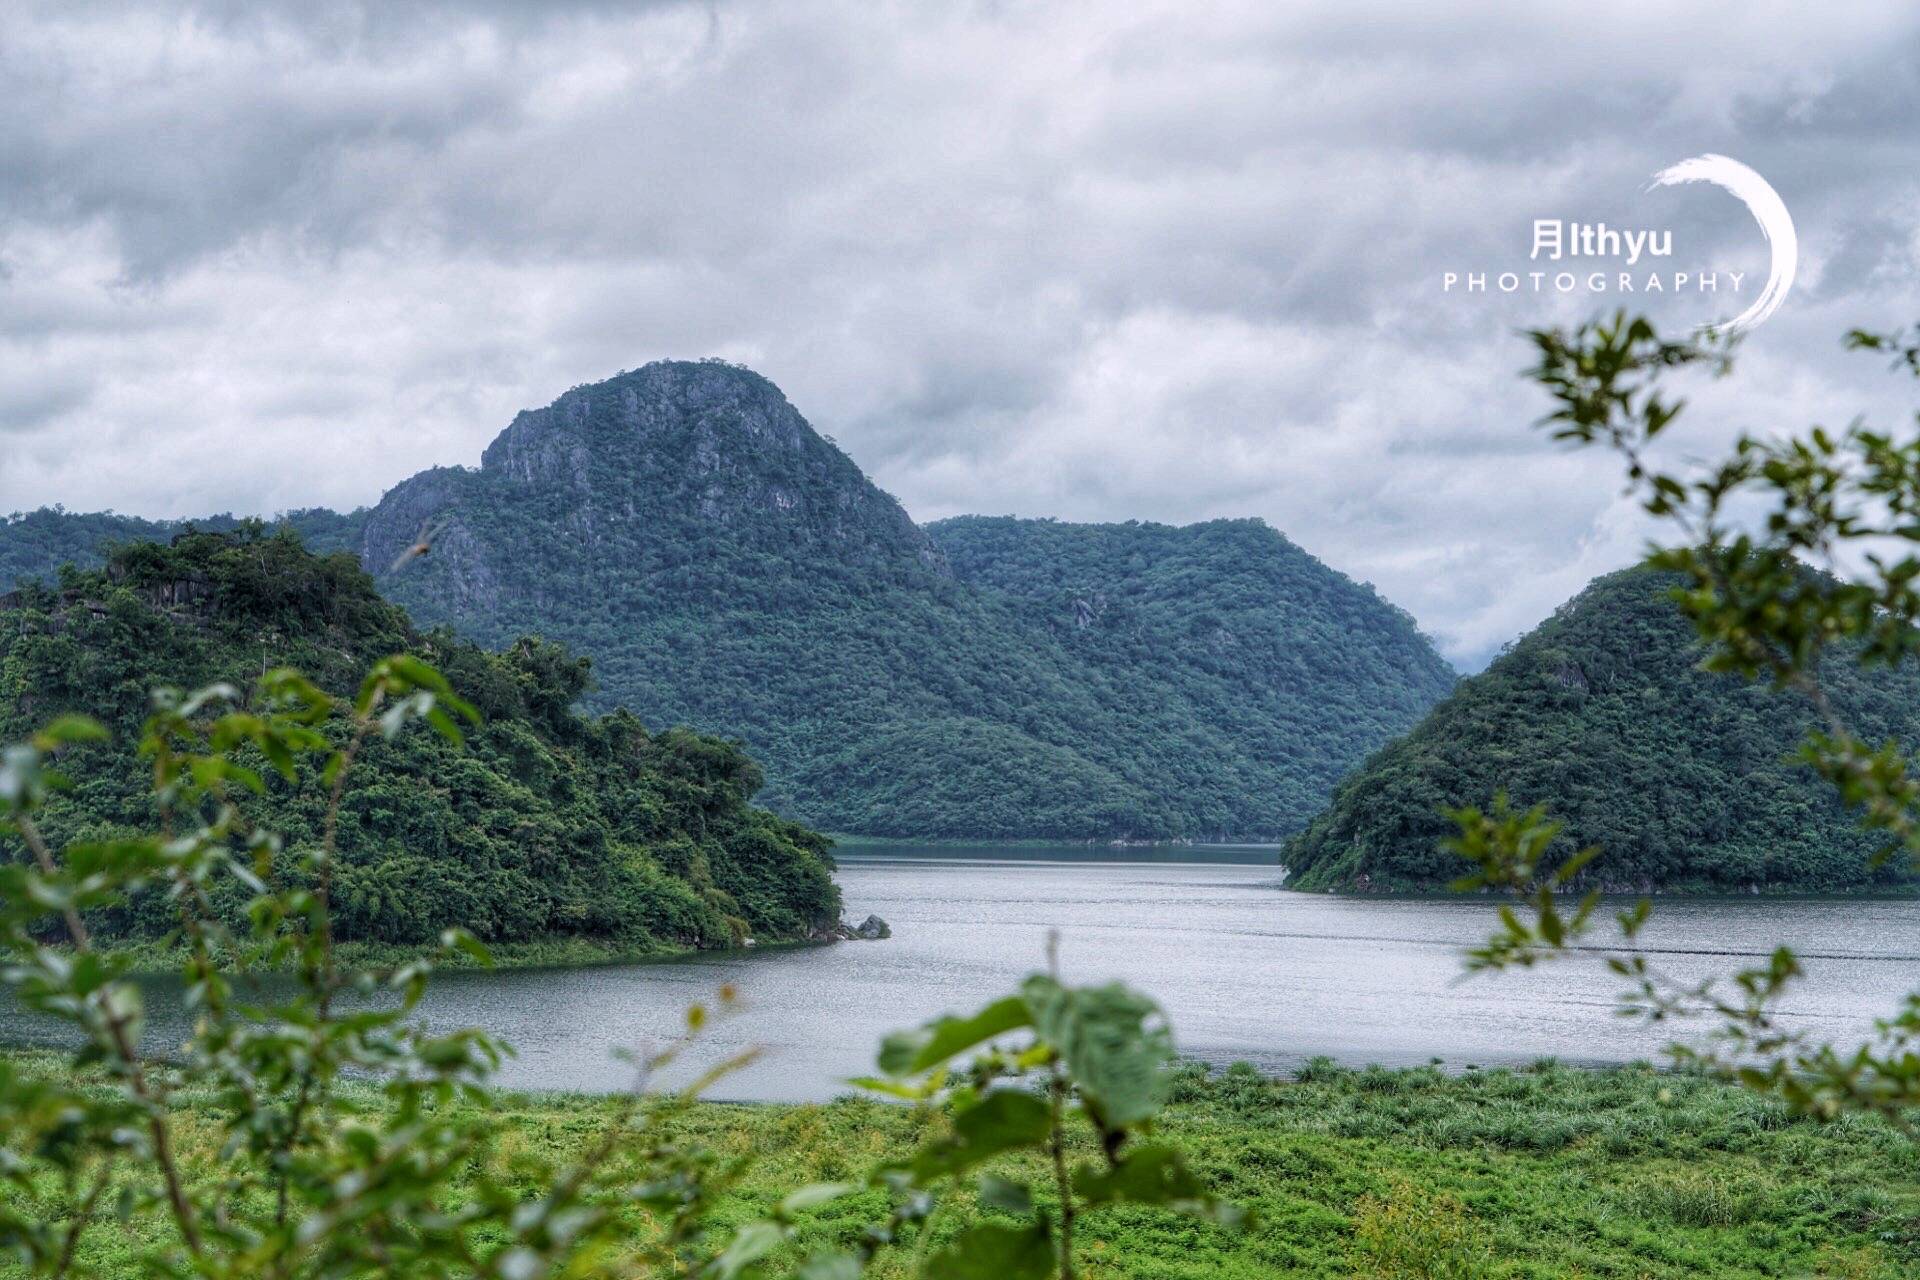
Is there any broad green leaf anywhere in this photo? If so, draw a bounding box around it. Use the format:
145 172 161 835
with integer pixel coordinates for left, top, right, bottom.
424 703 466 748
1021 975 1172 1128
258 733 297 781
977 1173 1032 1215
919 1219 1052 1280
847 1075 930 1100
795 1254 862 1280
1069 1143 1247 1228
779 1182 857 1216
31 715 107 750
909 1090 1050 1183
387 653 453 696
706 1219 784 1279
440 928 494 968
878 995 1031 1076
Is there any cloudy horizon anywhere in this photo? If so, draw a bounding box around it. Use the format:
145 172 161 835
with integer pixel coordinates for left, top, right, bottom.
5 1 1920 667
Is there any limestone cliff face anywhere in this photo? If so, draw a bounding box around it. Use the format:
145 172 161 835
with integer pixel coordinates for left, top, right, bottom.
358 468 495 610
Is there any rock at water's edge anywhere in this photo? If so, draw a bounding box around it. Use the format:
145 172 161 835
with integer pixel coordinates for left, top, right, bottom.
812 914 891 942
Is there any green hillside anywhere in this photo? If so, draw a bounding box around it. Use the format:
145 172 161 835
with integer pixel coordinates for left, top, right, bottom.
0 525 839 952
927 515 1457 832
1282 567 1920 892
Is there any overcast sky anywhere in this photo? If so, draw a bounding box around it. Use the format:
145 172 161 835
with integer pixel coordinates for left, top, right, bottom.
4 2 1919 666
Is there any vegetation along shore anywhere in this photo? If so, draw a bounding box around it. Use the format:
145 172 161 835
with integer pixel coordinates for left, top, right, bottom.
4 1051 1913 1280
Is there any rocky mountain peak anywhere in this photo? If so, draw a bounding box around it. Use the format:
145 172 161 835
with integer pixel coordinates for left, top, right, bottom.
477 360 811 489
359 361 947 613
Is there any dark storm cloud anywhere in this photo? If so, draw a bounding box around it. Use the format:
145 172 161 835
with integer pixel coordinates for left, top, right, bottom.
2 1 1919 663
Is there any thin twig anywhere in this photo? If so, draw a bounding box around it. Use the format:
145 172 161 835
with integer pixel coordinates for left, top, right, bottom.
51 1156 116 1280
19 814 203 1258
274 711 373 1241
1048 1069 1076 1280
315 717 371 1000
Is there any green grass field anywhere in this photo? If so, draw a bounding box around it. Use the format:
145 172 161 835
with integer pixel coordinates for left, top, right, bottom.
4 1053 1915 1278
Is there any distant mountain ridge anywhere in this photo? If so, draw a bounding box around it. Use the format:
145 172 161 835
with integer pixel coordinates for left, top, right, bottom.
0 359 1458 840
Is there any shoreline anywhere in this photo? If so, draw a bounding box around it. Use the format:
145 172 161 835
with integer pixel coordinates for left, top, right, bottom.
1282 882 1920 901
44 933 840 978
831 838 1920 897
825 833 1286 850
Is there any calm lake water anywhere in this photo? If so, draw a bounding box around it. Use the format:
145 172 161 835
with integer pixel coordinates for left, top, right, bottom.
6 844 1918 1102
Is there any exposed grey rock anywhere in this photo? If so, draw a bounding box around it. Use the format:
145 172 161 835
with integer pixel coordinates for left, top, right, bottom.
809 913 892 942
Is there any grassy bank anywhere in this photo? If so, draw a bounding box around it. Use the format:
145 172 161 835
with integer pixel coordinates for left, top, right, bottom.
64 933 839 976
4 1053 1915 1278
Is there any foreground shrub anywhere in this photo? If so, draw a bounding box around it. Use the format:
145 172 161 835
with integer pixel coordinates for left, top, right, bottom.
0 657 1236 1278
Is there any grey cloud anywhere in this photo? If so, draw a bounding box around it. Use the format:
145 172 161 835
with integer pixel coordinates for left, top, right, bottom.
0 365 93 432
2 0 1919 667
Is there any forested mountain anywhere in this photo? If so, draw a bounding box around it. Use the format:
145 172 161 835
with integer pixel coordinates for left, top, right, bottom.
927 516 1457 828
0 360 1458 840
0 506 360 588
0 526 839 951
1283 567 1920 892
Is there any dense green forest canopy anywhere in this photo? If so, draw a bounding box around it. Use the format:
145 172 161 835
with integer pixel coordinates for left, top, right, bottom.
0 506 361 587
1283 567 1920 893
0 361 1458 841
925 515 1457 827
0 525 839 950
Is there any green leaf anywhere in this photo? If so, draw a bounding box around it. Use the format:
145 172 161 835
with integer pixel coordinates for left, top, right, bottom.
977 1173 1032 1216
440 928 494 968
424 703 466 748
1021 975 1172 1128
31 715 108 750
705 1219 784 1279
258 734 297 781
848 1075 930 1100
878 995 1032 1076
387 653 453 696
1552 844 1601 885
909 1090 1051 1183
779 1182 857 1216
1070 1144 1244 1225
795 1254 862 1280
919 1219 1052 1280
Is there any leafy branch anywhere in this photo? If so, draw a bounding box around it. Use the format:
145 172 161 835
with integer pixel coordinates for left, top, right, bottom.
1459 311 1920 1131
0 654 1230 1278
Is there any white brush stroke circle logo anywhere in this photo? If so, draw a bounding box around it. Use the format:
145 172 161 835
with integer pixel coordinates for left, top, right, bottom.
1647 154 1796 334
